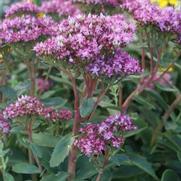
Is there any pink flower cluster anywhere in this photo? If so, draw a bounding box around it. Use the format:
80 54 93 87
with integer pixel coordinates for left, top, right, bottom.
36 78 53 93
74 113 136 156
142 73 172 89
121 0 181 35
87 50 141 77
34 14 136 58
3 95 72 122
0 15 58 44
5 1 40 18
40 0 81 18
73 0 119 6
0 113 10 134
34 14 140 77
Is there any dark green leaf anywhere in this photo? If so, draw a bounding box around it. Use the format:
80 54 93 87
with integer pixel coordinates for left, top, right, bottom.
80 98 95 117
50 134 73 167
0 86 17 99
43 97 67 108
12 162 40 174
32 133 60 147
161 169 180 181
3 172 14 181
40 172 68 181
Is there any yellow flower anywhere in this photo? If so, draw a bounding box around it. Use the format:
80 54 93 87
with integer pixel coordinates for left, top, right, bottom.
159 65 174 73
36 12 46 18
151 0 178 7
168 0 178 6
0 53 3 64
158 0 169 7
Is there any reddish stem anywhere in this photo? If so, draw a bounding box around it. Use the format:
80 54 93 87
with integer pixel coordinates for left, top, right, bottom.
65 70 81 181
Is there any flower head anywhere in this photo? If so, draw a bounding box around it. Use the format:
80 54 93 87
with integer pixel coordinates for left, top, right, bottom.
121 0 181 35
36 78 53 93
3 95 72 122
75 113 136 156
34 14 140 78
5 1 40 18
0 113 10 134
73 0 119 6
0 15 58 44
40 0 81 18
86 50 141 77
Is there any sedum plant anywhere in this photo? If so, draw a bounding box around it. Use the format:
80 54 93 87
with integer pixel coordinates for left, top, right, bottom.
0 0 180 181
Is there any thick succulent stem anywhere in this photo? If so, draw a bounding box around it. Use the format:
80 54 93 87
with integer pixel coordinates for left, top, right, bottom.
67 71 81 181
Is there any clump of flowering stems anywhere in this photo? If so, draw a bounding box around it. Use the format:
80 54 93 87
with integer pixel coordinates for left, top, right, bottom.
34 13 141 180
3 95 72 180
75 113 136 180
40 0 81 19
0 113 10 135
3 95 72 121
118 0 181 114
121 0 181 38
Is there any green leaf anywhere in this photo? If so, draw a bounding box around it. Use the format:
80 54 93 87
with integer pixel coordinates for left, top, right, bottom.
134 96 155 109
32 133 60 147
177 152 181 162
12 162 40 174
0 86 17 99
124 127 147 138
75 156 97 180
128 154 158 180
15 81 31 96
3 172 14 181
50 134 73 167
111 154 130 166
40 172 68 181
41 90 56 99
80 98 95 117
111 165 144 179
43 97 67 108
111 154 158 180
161 169 180 181
156 84 178 92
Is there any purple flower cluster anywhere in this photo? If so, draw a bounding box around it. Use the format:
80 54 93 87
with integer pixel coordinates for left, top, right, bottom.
121 0 181 35
0 113 10 134
142 72 172 89
34 14 136 58
87 50 141 77
0 15 57 44
36 78 53 93
73 0 119 6
34 14 140 77
59 109 73 120
74 113 136 156
5 1 40 18
40 0 81 17
3 95 72 122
